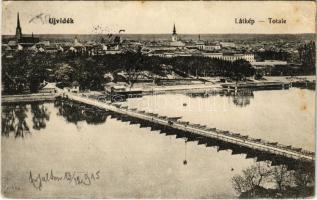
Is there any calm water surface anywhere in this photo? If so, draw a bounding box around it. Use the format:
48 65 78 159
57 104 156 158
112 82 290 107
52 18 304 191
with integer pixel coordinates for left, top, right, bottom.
1 88 315 198
125 88 315 151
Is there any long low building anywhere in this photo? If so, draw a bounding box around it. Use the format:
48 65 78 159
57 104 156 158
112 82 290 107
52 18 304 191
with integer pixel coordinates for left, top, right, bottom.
147 50 256 63
252 60 288 68
202 53 255 63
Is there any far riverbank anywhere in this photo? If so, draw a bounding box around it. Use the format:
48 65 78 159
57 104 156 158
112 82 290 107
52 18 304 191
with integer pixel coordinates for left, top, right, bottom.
1 75 315 103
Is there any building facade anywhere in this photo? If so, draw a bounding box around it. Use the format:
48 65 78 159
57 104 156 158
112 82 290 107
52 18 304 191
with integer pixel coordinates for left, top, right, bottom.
202 53 255 63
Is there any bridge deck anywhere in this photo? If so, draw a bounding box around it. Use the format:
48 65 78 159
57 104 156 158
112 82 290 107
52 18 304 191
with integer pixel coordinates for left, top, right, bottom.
62 92 314 162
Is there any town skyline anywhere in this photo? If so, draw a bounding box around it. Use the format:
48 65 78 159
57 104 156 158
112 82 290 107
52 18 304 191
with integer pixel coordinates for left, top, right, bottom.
2 1 316 35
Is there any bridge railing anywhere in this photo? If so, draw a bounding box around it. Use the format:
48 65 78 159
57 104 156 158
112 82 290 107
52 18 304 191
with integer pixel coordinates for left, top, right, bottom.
173 118 315 157
62 92 315 160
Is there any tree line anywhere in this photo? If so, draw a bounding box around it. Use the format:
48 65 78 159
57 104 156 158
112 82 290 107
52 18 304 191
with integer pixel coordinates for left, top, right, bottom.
232 162 314 198
298 41 315 71
2 50 256 94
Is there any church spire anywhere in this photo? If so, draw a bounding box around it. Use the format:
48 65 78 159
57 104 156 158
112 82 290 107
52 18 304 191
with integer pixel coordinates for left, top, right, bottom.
17 12 21 28
171 23 178 42
173 23 176 35
16 12 22 40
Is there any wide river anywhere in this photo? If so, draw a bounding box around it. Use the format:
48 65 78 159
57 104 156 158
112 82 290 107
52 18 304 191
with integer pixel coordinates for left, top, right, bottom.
1 88 315 198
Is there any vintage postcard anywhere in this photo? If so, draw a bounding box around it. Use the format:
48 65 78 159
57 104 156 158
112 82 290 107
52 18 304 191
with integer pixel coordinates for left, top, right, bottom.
1 1 316 199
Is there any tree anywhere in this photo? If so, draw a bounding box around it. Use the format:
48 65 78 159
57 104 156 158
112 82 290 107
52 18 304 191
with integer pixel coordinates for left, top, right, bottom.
298 41 316 73
230 59 255 82
124 50 143 88
28 53 51 92
231 162 271 196
232 162 315 198
2 51 30 94
271 165 293 192
54 63 74 86
232 175 248 194
293 164 314 190
256 50 291 62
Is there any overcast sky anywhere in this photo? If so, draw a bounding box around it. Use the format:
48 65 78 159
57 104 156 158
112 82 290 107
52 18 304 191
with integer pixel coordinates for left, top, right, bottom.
2 1 316 35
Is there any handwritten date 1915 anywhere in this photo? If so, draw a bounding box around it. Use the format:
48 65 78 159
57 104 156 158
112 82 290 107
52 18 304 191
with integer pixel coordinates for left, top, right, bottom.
29 170 100 191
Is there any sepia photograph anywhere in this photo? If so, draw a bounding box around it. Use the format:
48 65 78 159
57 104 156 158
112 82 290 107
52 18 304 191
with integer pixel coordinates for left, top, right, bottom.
1 1 316 198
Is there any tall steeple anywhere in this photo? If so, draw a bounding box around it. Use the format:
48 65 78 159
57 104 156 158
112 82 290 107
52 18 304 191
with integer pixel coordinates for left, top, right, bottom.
171 23 178 42
16 12 22 40
17 13 20 28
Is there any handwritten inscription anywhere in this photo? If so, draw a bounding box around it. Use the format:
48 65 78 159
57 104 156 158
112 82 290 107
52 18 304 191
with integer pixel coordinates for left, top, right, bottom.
29 13 74 25
29 170 100 190
3 184 21 193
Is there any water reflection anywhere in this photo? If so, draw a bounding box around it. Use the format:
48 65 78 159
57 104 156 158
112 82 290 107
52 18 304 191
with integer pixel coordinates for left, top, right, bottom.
2 105 20 137
186 89 254 107
54 100 109 125
1 101 109 138
1 89 314 198
1 103 51 138
2 102 255 198
232 90 254 107
31 104 50 130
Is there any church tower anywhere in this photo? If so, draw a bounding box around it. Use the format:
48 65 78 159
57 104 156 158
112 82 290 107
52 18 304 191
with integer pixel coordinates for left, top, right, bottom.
16 13 22 41
171 24 178 42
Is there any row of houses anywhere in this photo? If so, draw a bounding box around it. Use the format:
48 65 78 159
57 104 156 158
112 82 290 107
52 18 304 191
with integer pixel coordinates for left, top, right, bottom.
195 41 234 51
2 38 123 56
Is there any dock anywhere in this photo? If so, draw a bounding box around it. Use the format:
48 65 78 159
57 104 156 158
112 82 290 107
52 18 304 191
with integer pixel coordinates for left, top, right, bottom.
2 93 56 103
62 92 314 164
222 81 290 90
